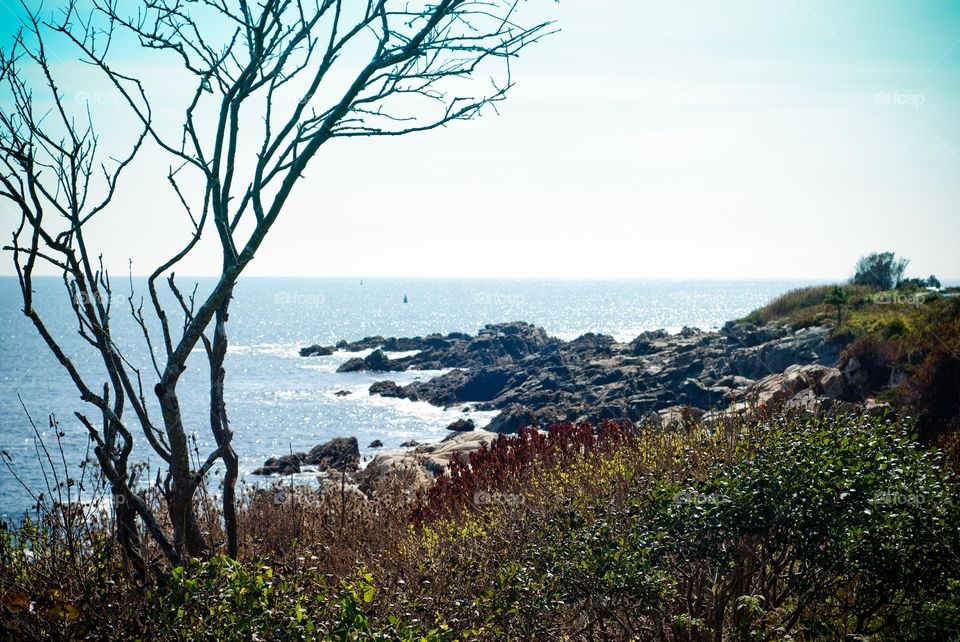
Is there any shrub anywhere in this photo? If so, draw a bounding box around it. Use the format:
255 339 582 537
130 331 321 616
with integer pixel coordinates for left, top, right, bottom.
143 558 453 641
412 420 633 523
399 413 960 640
897 316 960 441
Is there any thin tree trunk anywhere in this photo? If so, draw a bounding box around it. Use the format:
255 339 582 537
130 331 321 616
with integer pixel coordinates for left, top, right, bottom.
115 488 147 581
156 383 207 558
210 295 239 557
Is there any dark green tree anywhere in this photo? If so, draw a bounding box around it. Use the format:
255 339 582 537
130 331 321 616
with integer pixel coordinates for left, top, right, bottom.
824 285 849 327
851 252 910 289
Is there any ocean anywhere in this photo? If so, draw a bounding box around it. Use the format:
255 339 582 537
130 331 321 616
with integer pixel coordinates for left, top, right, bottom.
0 276 811 518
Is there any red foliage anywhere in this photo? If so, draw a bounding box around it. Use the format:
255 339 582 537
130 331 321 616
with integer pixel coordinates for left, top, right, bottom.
411 420 633 523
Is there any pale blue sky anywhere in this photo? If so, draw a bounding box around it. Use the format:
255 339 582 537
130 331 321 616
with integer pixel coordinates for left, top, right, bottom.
1 0 959 279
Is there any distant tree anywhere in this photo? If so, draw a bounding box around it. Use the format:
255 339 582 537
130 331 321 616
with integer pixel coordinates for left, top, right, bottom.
927 275 942 289
824 285 848 327
1 0 551 569
897 278 926 291
851 252 909 290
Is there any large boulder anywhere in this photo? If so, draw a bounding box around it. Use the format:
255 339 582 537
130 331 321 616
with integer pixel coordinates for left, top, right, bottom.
457 367 517 401
818 367 847 400
355 452 432 494
484 404 553 433
369 380 405 398
728 326 839 379
304 437 360 471
630 330 670 356
354 431 498 494
340 336 386 352
746 364 833 410
841 357 880 402
381 336 428 351
420 430 497 469
300 344 334 357
446 418 475 432
252 454 301 476
677 378 731 409
337 349 405 373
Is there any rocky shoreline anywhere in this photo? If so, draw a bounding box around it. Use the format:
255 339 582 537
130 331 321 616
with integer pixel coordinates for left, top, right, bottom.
255 319 891 487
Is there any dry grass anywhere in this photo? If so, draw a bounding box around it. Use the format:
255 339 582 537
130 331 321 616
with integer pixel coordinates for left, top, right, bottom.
742 284 873 327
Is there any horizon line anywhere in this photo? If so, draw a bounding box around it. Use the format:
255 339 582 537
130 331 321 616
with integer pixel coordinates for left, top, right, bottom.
3 274 959 283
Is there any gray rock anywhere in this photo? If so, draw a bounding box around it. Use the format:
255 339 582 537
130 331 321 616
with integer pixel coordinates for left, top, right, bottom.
337 349 405 373
484 404 549 434
252 453 301 476
303 437 360 471
300 344 334 357
819 368 846 400
369 380 404 398
446 418 475 432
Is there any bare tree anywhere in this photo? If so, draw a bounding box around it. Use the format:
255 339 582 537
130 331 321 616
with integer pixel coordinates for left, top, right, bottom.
1 0 552 568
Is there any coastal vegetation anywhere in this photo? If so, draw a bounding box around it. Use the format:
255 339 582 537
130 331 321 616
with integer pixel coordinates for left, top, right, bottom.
0 0 956 634
3 412 959 640
740 254 959 445
3 252 958 639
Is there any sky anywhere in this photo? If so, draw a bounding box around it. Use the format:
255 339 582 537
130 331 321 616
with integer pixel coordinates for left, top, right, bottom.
1 0 959 280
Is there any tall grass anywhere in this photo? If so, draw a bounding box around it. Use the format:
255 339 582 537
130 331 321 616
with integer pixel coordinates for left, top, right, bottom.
743 284 873 326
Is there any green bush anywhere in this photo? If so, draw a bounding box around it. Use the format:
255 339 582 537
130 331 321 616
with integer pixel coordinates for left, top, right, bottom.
144 557 453 641
400 413 960 640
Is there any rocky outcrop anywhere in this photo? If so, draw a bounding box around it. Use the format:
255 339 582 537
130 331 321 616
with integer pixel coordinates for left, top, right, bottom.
327 323 560 373
338 349 406 373
313 321 844 432
368 380 404 397
305 437 360 471
355 430 498 494
254 436 359 475
446 418 475 432
281 318 903 492
484 404 560 433
253 454 302 476
300 344 334 357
